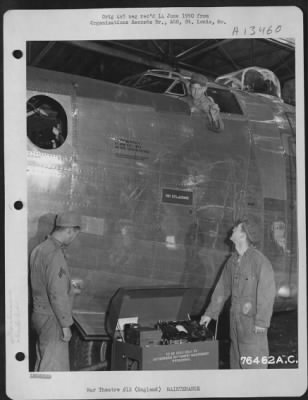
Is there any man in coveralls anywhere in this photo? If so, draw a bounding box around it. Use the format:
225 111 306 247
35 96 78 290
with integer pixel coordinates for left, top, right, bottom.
185 72 224 133
200 217 276 368
30 211 81 371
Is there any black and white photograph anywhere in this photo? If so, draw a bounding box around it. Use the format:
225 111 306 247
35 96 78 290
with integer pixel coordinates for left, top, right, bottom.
4 6 307 399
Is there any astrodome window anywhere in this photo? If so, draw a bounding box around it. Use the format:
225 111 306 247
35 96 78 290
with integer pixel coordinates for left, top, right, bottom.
215 67 281 99
27 95 67 149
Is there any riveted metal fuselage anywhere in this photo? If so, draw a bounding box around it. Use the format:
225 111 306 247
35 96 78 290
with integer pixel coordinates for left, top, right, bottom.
27 67 297 315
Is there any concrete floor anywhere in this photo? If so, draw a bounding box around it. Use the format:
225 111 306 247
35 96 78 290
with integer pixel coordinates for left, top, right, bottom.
217 309 298 369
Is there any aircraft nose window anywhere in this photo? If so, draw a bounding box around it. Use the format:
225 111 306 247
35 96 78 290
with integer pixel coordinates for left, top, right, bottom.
27 95 67 150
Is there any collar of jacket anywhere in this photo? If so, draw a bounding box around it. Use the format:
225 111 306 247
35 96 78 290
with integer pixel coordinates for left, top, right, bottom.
234 245 256 260
48 234 66 249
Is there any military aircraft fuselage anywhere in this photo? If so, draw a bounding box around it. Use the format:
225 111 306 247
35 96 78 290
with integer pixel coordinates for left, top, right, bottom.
27 67 297 317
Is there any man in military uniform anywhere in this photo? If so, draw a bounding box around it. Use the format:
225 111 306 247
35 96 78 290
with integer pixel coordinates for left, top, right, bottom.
200 217 276 369
30 211 81 371
186 73 224 133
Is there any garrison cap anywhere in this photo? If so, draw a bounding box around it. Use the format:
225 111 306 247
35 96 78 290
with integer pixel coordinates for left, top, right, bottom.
240 216 260 243
190 73 209 86
55 211 81 228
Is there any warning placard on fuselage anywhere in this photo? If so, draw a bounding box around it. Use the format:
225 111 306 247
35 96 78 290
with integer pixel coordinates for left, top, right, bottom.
162 189 193 205
113 137 150 160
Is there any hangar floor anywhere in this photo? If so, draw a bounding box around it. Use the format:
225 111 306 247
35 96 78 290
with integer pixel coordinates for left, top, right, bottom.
218 310 298 369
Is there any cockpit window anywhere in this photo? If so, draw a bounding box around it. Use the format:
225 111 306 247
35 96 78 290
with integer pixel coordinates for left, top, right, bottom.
168 81 186 96
27 95 67 149
119 70 243 114
134 75 174 93
207 88 243 115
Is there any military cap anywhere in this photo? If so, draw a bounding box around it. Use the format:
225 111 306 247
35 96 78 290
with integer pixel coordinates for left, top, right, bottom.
190 73 209 86
56 211 81 228
241 216 260 243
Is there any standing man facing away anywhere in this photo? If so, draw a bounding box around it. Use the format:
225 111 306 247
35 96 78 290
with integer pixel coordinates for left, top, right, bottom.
30 211 81 371
200 217 276 369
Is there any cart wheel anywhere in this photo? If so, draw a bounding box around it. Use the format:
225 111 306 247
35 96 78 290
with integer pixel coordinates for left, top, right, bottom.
70 329 110 370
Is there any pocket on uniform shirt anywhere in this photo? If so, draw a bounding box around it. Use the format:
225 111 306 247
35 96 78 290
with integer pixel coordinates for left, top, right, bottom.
241 275 257 298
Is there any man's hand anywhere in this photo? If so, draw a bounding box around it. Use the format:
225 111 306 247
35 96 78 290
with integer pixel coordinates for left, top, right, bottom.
190 106 198 113
254 325 266 334
71 279 83 296
62 327 72 342
209 104 220 121
200 314 212 327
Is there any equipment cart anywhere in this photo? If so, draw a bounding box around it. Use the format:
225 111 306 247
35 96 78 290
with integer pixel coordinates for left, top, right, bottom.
106 286 219 370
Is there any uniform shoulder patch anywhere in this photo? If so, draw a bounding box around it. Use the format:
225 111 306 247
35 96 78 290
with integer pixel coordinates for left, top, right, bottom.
58 267 67 278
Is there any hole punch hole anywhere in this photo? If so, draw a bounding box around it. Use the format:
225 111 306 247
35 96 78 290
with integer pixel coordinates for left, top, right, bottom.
15 352 25 361
14 201 23 210
13 50 23 59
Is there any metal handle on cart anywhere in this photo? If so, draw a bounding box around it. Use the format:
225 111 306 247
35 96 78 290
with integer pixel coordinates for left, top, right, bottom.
214 316 219 341
199 314 218 340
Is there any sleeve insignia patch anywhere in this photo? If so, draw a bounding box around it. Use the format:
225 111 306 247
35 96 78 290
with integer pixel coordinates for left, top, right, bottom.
58 267 67 278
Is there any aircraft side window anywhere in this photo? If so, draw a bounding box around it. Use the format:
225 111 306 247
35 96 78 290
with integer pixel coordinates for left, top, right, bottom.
168 81 186 96
27 95 67 150
135 75 174 93
207 88 243 115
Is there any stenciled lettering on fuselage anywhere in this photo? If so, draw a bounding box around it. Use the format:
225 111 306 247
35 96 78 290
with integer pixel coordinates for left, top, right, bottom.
113 137 150 160
162 188 193 206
